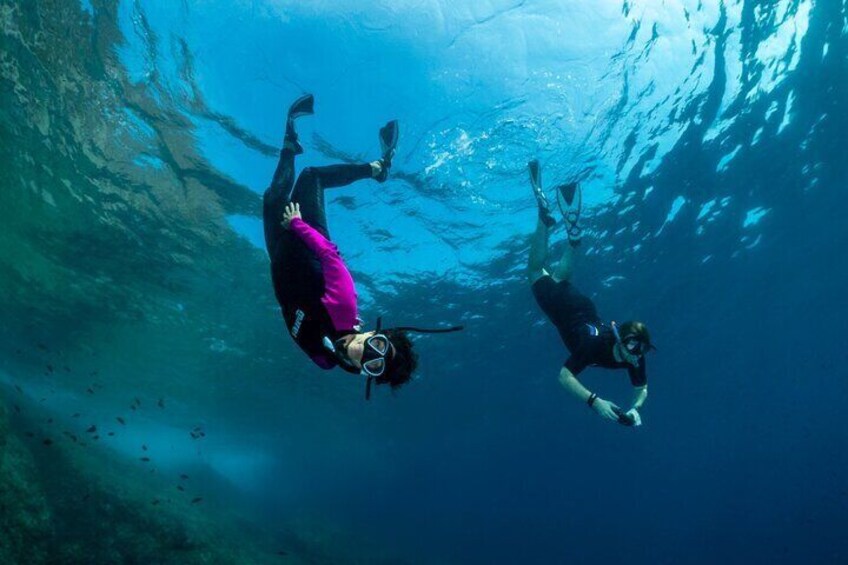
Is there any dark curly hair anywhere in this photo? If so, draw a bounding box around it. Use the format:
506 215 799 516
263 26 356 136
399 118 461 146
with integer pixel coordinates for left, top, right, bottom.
374 330 418 391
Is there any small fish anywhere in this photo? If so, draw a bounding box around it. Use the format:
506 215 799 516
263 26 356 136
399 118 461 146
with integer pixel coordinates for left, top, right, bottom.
116 417 125 425
13 404 20 414
89 370 98 376
107 432 115 437
14 385 22 394
82 494 91 501
157 397 165 408
72 413 80 418
37 343 48 351
47 418 53 424
46 364 54 373
86 387 94 395
142 444 148 451
276 550 289 556
151 499 160 506
130 405 137 411
177 485 185 492
133 397 141 406
86 425 96 433
25 432 35 438
63 365 70 372
140 457 150 462
191 497 203 504
92 435 100 441
42 439 53 446
180 474 189 480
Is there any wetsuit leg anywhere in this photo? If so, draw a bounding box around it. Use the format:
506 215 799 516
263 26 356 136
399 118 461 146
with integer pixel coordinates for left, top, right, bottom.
263 148 327 312
263 147 297 262
528 216 550 283
532 276 600 353
290 163 373 238
552 242 575 282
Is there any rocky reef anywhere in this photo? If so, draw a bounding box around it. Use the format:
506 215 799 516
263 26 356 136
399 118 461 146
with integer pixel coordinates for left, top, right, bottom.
0 402 53 563
0 399 281 564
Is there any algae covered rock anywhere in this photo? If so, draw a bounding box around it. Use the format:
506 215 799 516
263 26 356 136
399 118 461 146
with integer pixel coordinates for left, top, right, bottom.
0 402 54 564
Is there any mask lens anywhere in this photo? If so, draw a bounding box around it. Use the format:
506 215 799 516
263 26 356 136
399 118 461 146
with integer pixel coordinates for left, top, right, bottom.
624 338 643 354
368 335 389 355
363 357 385 376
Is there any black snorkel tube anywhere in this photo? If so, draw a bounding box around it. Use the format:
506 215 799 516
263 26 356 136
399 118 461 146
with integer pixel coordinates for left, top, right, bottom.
325 317 464 400
364 317 465 400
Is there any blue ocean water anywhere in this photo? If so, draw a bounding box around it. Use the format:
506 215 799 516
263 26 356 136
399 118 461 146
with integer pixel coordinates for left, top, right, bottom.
1 1 847 563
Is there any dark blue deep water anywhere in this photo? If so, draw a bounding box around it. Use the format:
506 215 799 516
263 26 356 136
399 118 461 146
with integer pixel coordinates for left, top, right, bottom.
1 1 847 563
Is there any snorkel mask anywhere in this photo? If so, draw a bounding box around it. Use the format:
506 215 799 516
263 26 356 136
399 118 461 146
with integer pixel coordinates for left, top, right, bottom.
610 321 650 358
360 333 392 378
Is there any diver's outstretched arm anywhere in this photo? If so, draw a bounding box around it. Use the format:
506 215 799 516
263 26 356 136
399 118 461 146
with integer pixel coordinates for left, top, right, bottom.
630 385 648 411
558 367 620 422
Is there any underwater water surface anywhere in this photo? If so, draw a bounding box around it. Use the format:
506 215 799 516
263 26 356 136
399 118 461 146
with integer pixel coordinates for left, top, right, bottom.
1 0 847 563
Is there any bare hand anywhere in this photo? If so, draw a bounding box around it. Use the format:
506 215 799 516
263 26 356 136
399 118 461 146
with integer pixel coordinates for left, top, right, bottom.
625 408 642 427
592 398 621 421
282 202 302 229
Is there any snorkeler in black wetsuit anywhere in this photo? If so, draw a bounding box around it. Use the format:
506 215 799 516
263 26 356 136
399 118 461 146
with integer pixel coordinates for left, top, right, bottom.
526 160 655 426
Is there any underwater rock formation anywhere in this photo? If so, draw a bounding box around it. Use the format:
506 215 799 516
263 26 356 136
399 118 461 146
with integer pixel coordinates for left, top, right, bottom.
0 402 53 563
0 399 282 564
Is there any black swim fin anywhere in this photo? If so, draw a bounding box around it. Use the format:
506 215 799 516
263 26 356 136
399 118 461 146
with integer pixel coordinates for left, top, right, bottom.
556 180 583 247
557 182 579 207
375 120 399 183
528 159 542 190
380 120 399 160
288 93 314 121
284 94 314 155
528 160 555 227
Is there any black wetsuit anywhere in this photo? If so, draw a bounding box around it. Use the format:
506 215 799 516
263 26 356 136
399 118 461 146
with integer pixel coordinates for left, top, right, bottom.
262 144 372 369
532 275 647 386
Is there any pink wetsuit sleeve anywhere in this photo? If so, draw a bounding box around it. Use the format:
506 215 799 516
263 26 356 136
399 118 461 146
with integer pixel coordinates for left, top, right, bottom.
289 218 359 332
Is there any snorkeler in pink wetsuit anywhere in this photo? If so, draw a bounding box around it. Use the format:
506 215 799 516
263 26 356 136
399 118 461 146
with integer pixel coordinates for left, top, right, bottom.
262 94 422 396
